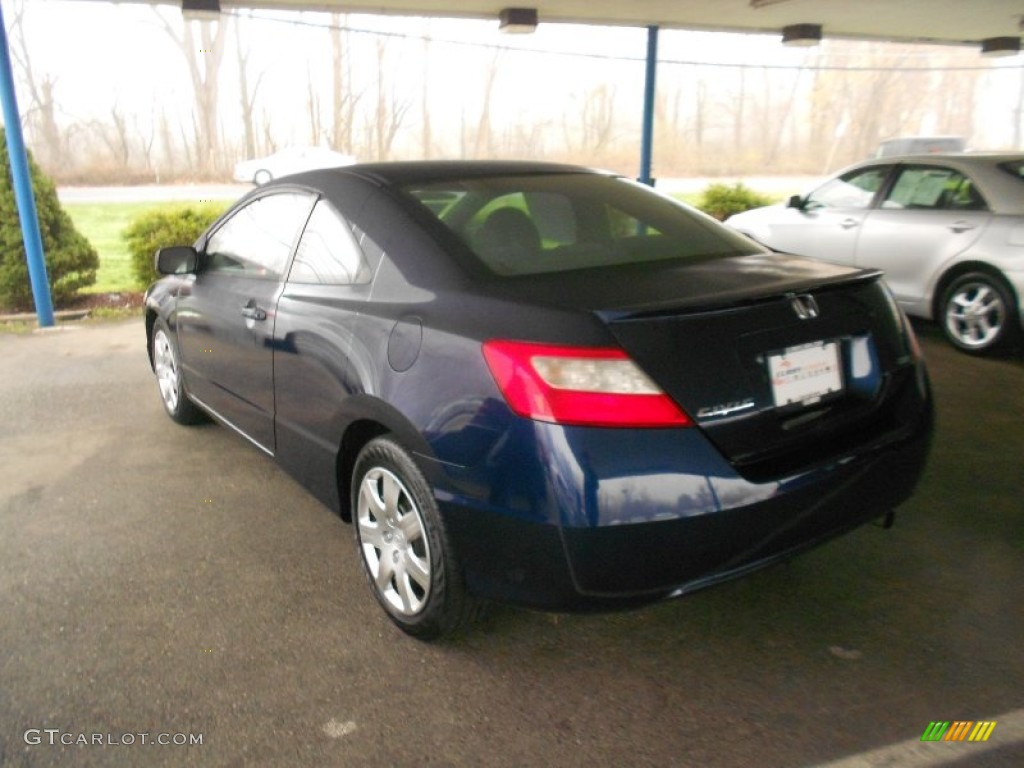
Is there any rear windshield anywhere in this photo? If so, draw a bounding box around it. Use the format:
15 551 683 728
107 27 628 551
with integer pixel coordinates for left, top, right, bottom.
998 161 1024 183
402 174 759 277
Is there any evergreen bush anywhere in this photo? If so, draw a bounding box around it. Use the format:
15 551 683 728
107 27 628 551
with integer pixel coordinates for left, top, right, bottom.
0 129 99 310
124 204 225 288
696 182 776 221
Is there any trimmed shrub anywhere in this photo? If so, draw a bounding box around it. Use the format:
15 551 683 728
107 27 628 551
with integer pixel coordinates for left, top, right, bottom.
696 182 776 221
0 129 99 310
124 204 226 288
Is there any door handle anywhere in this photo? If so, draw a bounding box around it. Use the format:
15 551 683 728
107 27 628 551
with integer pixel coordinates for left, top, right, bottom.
241 302 267 321
840 218 859 229
949 220 975 233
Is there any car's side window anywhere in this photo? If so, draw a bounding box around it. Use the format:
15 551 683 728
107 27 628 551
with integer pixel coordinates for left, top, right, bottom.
882 167 988 212
288 200 376 285
805 167 889 210
204 192 315 278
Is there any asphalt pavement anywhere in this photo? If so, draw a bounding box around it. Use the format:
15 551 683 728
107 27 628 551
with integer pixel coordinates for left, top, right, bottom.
0 318 1021 767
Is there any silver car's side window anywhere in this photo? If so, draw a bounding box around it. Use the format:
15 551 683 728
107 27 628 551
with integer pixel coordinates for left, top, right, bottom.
288 201 376 285
806 168 888 211
205 193 315 278
882 167 988 212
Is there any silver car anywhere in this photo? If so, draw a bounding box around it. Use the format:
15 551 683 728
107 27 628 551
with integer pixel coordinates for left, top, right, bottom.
726 154 1024 355
232 147 356 185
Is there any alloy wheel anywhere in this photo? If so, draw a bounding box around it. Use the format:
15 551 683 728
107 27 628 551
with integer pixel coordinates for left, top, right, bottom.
153 328 180 413
944 280 1005 350
356 467 432 616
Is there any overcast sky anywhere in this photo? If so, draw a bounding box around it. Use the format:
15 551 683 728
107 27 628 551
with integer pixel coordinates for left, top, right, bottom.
6 0 1022 170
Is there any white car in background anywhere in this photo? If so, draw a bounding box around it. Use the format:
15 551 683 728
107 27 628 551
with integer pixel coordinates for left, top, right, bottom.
873 136 966 158
726 154 1024 355
233 147 356 185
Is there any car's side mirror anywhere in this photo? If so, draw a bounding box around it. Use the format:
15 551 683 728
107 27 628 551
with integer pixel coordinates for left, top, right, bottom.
787 195 806 210
155 246 198 275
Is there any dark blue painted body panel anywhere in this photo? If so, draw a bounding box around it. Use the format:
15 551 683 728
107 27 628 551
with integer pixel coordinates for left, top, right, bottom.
143 161 934 613
425 378 930 607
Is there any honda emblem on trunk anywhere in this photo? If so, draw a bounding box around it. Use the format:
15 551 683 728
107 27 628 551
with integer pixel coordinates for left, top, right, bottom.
791 294 820 320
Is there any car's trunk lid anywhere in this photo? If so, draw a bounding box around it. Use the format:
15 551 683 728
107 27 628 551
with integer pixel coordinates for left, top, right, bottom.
576 256 920 480
499 253 922 481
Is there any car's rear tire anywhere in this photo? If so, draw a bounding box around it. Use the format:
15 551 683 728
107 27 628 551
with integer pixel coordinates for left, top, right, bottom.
351 436 479 640
940 271 1021 355
253 169 272 185
151 319 203 425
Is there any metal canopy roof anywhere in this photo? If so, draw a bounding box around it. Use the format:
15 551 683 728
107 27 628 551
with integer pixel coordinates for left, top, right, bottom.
220 0 1024 46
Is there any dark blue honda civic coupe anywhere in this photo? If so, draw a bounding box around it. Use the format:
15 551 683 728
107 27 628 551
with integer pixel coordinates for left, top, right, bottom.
144 161 933 639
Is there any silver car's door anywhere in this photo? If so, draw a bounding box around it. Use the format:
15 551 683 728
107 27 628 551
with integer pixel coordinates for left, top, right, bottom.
769 165 892 265
854 165 991 312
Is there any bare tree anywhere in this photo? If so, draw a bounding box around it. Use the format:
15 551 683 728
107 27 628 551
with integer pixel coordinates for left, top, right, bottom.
367 38 411 160
580 84 617 155
765 68 805 167
91 103 131 168
155 7 228 176
420 24 432 159
472 51 502 158
260 106 278 156
328 14 364 154
503 120 549 158
306 64 323 146
928 50 979 141
8 0 65 168
733 66 746 152
134 109 158 178
234 13 264 160
157 108 177 179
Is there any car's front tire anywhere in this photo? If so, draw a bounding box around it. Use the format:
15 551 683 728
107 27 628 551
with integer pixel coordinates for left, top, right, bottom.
940 271 1021 355
151 319 203 425
351 437 479 640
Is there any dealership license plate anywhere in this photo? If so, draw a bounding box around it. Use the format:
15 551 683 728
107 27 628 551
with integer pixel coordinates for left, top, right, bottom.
767 341 843 408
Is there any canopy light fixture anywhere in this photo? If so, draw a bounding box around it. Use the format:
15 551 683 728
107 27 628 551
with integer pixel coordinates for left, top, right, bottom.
782 23 822 47
182 0 221 22
980 36 1020 57
499 8 538 34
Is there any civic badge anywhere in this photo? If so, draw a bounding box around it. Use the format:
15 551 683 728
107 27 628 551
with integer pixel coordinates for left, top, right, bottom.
791 294 820 320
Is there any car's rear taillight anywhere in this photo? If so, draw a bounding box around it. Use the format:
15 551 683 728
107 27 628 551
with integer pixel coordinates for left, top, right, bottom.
482 340 692 428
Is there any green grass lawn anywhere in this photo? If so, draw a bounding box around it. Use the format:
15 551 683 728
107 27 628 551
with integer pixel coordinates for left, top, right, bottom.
63 201 169 294
671 192 702 207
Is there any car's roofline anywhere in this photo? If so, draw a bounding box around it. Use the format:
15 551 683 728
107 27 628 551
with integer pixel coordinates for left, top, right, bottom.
284 160 618 187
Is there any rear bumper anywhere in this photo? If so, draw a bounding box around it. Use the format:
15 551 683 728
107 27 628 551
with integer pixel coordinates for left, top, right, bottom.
437 386 932 611
559 430 928 602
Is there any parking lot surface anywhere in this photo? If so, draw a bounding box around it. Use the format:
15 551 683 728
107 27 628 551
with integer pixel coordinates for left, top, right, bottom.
1 319 1021 767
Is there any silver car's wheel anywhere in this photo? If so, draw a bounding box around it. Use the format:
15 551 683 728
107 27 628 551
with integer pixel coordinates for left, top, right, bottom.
151 319 202 424
253 169 272 185
941 272 1020 356
351 437 480 640
357 467 432 616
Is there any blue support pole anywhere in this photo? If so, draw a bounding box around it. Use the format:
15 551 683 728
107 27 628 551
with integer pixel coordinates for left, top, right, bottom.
0 0 55 327
639 25 659 187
